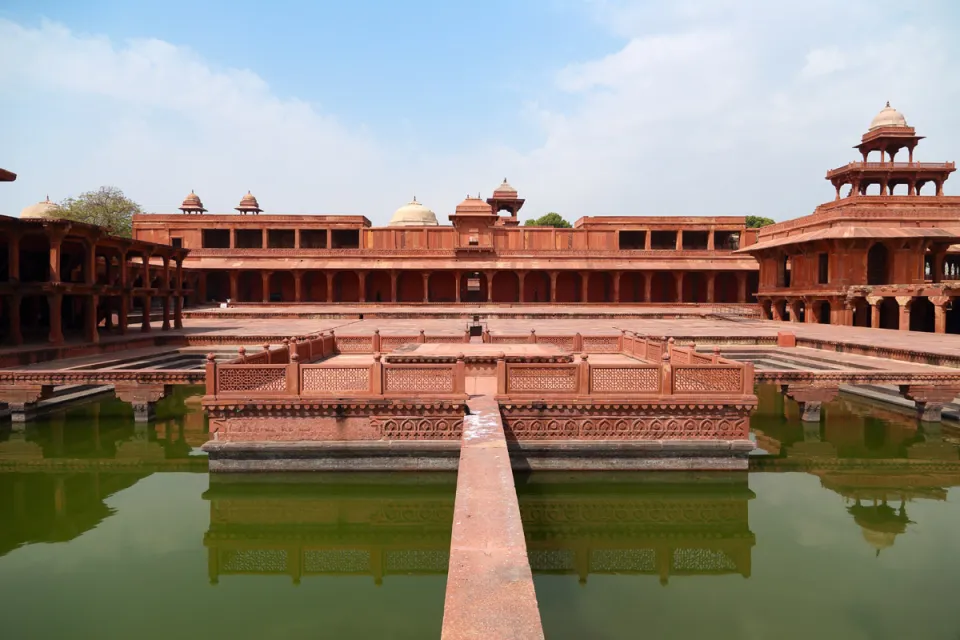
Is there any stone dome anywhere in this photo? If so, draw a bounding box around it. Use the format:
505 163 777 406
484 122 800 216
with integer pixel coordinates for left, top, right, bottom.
235 191 262 213
869 102 908 130
179 190 207 213
455 194 493 216
493 178 517 196
388 198 438 226
20 196 60 220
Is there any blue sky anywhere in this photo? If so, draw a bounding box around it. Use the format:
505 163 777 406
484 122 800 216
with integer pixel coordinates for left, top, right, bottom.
2 0 959 224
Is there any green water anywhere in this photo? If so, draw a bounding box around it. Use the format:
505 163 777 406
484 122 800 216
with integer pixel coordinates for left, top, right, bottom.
2 386 960 639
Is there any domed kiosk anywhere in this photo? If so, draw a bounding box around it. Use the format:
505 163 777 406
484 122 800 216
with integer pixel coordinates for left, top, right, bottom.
869 101 908 130
20 196 60 220
388 198 438 227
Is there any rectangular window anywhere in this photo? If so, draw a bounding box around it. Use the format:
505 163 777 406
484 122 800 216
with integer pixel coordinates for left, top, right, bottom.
650 230 677 250
681 230 709 250
267 229 296 248
331 229 360 249
818 253 829 284
201 229 230 249
235 229 263 248
171 237 183 248
619 230 646 250
299 230 327 248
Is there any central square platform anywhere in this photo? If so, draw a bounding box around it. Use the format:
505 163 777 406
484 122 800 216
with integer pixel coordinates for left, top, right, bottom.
385 342 570 363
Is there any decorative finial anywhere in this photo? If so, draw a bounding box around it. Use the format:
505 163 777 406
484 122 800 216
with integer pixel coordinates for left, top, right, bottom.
503 177 507 183
885 101 890 107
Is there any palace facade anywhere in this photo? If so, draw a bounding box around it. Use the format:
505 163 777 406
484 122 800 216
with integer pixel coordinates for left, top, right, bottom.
131 183 761 306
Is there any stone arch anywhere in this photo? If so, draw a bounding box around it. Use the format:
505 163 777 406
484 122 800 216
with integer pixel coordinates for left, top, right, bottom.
867 243 890 285
619 272 644 303
817 300 831 325
367 271 393 303
587 272 612 303
682 272 707 303
852 298 870 327
879 297 899 330
205 271 230 302
491 272 520 303
650 272 676 303
910 296 935 332
269 271 295 302
760 299 773 320
523 271 550 303
333 272 360 303
396 271 424 303
555 272 581 303
460 272 488 303
303 271 327 302
774 299 788 321
237 271 262 302
428 272 457 303
715 272 739 303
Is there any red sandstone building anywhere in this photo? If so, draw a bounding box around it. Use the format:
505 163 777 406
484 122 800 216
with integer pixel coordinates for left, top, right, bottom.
132 182 760 306
740 103 960 333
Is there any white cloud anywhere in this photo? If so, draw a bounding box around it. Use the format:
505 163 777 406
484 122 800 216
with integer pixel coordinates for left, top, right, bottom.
1 3 959 224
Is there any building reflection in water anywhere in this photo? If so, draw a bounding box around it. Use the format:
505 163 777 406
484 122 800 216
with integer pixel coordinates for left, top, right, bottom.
751 383 960 555
202 471 756 586
202 474 457 585
0 387 208 558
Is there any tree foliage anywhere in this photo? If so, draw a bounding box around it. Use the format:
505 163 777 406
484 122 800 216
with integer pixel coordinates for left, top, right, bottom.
58 186 142 237
745 215 776 229
523 212 572 228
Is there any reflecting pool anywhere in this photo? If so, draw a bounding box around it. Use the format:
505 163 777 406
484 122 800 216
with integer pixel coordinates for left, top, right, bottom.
1 384 960 639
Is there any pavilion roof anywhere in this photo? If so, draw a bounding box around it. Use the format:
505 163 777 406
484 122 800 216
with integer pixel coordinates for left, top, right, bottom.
736 226 960 253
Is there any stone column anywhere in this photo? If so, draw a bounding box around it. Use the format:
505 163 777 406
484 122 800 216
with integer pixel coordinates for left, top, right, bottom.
326 228 332 249
48 292 64 344
516 271 524 304
866 296 882 329
675 230 683 251
896 296 912 331
86 294 99 343
736 272 747 303
931 296 950 333
8 294 22 345
294 228 301 249
49 234 63 283
549 272 558 303
707 230 715 251
676 272 685 303
580 272 589 303
644 232 651 250
8 232 20 282
612 271 621 303
326 272 334 303
119 293 129 334
771 300 782 322
706 272 716 303
805 300 817 323
142 251 151 288
358 271 367 303
161 294 171 331
424 272 432 303
643 274 652 302
390 271 399 303
261 271 272 303
173 294 183 330
119 251 128 288
141 294 152 332
294 271 303 302
262 228 268 248
788 299 801 323
229 271 239 302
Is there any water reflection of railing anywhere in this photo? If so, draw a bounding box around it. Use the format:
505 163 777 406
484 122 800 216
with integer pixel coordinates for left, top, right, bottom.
202 473 756 585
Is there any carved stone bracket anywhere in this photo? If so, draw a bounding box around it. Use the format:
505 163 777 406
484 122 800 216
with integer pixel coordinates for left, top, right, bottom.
784 385 839 423
899 385 960 422
115 384 171 422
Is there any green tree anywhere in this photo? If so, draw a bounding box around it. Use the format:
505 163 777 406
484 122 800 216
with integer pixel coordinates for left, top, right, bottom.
745 215 776 229
58 186 142 237
523 212 572 228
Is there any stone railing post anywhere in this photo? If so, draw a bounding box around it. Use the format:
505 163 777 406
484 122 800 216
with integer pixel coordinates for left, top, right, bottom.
237 346 247 363
667 337 675 361
282 338 291 363
205 354 217 395
463 329 470 343
660 352 672 394
496 353 507 395
371 354 383 395
743 362 755 395
262 344 271 363
529 329 537 344
618 330 625 351
574 332 583 352
455 353 466 394
286 353 300 395
578 354 590 396
713 346 721 364
419 329 426 344
372 329 381 352
482 329 491 343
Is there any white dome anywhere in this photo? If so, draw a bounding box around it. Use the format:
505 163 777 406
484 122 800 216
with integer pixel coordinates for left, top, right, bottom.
388 198 438 226
869 102 908 130
20 197 60 220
